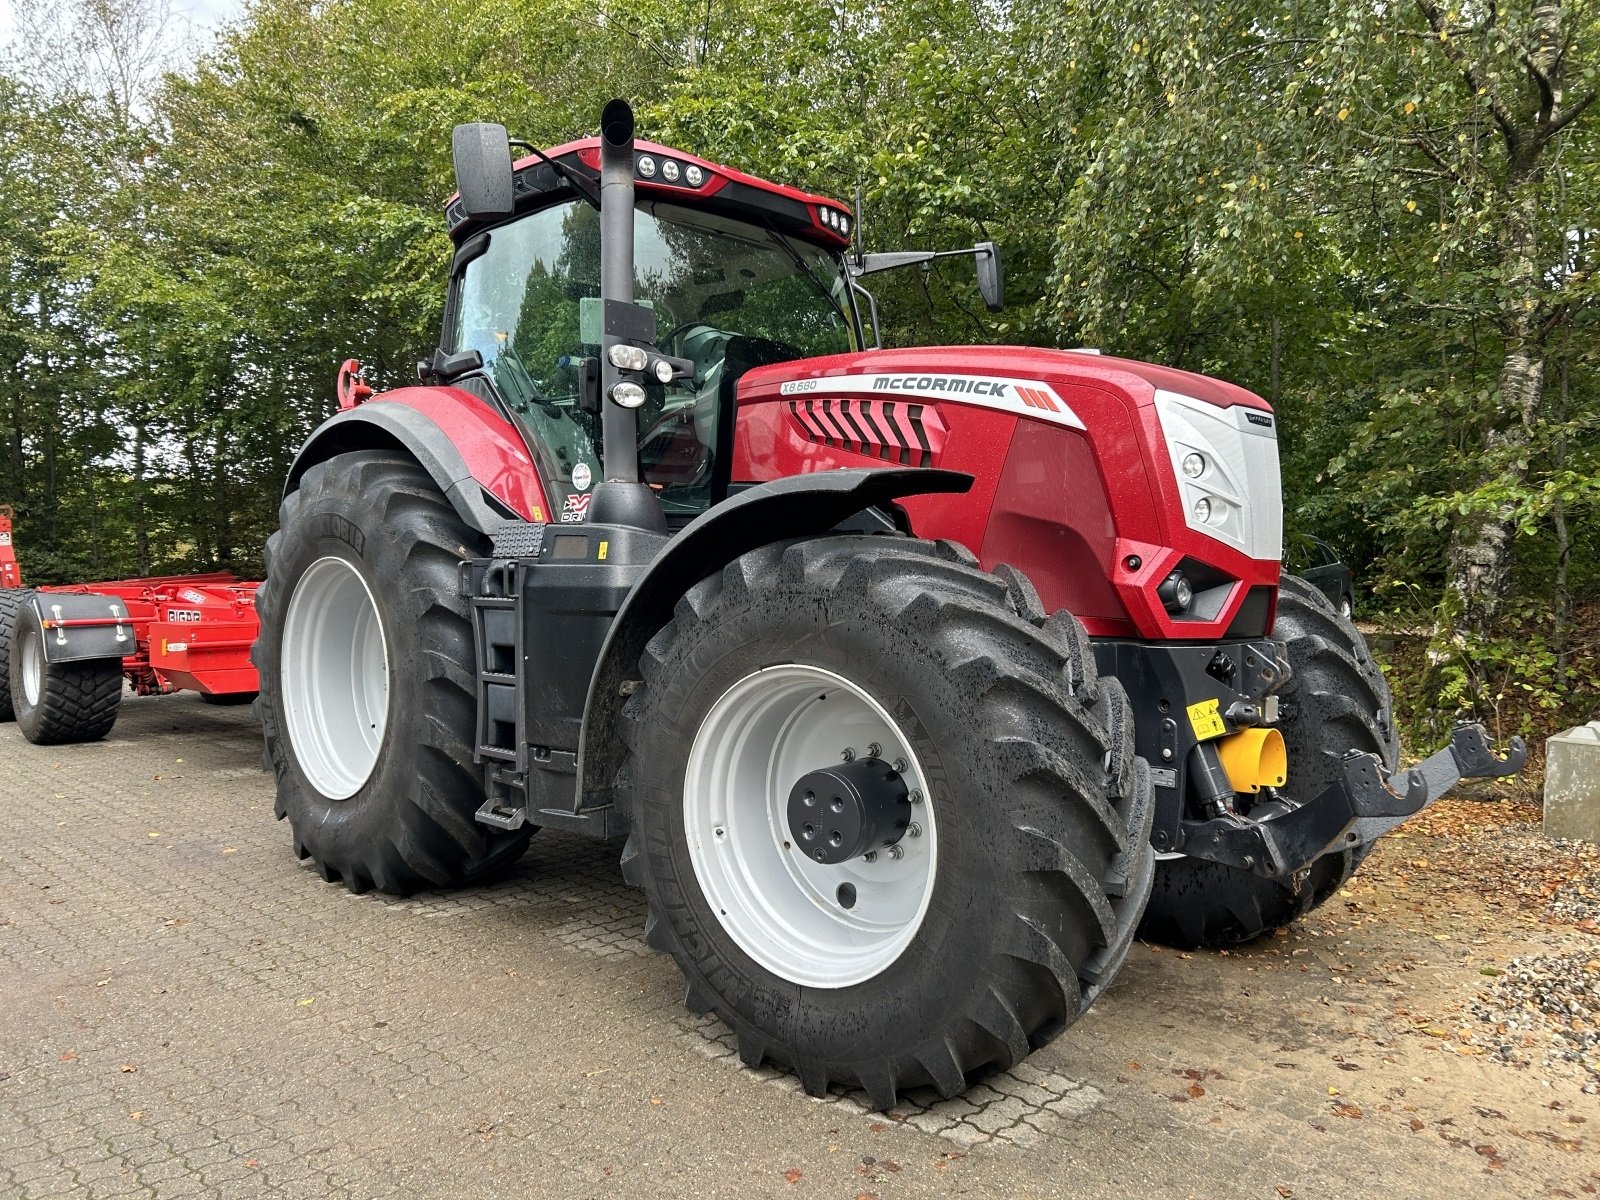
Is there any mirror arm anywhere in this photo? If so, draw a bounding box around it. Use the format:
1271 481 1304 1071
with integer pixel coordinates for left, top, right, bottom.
509 139 602 210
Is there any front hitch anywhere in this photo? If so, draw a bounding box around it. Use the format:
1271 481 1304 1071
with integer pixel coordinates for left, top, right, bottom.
1179 723 1526 879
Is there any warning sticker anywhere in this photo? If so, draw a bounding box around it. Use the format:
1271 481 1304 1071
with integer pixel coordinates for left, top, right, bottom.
1186 697 1226 741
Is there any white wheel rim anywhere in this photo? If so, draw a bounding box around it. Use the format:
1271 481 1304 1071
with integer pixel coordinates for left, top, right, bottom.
20 621 42 705
280 556 390 800
684 664 937 988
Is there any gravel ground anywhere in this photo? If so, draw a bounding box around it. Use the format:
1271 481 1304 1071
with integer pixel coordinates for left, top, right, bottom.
1470 954 1600 1091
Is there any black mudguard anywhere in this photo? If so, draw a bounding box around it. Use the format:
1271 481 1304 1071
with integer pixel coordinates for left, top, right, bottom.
574 467 973 808
28 593 134 664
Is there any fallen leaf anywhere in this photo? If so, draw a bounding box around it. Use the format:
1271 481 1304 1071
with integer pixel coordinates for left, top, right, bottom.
222 848 237 855
1276 1188 1294 1198
119 1063 137 1073
869 1122 887 1133
649 1096 662 1106
128 1111 143 1120
296 998 314 1006
1409 1119 1425 1132
1187 1083 1206 1099
148 832 161 839
1333 1104 1364 1119
245 1159 260 1169
784 1168 803 1184
58 1051 77 1062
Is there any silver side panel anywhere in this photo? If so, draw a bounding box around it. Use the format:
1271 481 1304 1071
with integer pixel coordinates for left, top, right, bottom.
1153 389 1282 561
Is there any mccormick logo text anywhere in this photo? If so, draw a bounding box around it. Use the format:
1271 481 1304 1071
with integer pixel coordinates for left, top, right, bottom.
872 375 1011 397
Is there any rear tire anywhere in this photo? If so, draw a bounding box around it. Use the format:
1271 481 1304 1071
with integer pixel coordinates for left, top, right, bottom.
1137 573 1398 948
8 597 123 744
252 451 531 895
621 537 1154 1108
0 587 28 723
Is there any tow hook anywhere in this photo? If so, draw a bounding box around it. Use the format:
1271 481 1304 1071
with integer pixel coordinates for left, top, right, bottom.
1180 722 1526 879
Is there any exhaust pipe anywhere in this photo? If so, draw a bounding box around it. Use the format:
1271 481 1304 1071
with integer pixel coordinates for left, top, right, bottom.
599 99 640 487
589 98 666 532
587 101 664 529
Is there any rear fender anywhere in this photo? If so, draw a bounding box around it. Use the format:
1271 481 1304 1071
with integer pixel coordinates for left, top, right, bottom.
575 467 973 809
27 593 134 664
286 389 549 534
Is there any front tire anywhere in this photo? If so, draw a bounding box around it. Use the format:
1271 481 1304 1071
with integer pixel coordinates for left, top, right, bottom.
1137 573 1398 948
253 451 531 895
621 537 1154 1108
8 596 123 744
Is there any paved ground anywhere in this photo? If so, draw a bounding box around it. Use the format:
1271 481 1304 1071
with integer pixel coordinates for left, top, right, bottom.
3 694 1597 1199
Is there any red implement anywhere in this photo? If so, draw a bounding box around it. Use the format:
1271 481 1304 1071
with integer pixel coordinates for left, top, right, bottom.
2 511 260 698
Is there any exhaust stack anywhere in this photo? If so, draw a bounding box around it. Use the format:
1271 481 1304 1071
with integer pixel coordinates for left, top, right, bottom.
590 99 666 531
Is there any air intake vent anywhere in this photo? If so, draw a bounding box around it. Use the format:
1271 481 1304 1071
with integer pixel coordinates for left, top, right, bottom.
786 397 947 466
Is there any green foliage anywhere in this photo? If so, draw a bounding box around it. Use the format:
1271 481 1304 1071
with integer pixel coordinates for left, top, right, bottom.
1 0 1595 754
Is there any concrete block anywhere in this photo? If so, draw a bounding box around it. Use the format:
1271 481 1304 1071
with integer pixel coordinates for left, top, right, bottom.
1544 721 1600 843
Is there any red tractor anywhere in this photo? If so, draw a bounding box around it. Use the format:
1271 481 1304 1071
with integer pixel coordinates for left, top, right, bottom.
0 507 261 743
253 101 1521 1108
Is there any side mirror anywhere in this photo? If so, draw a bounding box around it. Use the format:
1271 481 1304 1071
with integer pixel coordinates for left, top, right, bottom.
451 122 514 219
975 241 1004 311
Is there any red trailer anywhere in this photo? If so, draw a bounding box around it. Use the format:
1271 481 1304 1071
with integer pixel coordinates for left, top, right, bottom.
0 507 261 744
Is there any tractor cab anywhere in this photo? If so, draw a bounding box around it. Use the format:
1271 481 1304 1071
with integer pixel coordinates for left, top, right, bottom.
438 134 862 525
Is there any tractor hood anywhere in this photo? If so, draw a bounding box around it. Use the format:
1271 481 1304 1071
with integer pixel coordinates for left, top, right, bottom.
730 345 1283 643
737 345 1274 420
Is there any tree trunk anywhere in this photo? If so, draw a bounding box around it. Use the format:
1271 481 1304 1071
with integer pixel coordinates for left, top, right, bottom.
132 420 150 576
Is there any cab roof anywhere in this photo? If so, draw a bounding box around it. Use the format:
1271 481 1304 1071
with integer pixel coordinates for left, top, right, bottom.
445 136 854 254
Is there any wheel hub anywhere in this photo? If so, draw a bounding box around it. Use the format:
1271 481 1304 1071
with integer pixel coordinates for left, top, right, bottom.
682 663 939 988
787 758 910 864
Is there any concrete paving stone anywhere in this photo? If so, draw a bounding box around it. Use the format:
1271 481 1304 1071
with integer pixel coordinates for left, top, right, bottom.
4 696 1594 1199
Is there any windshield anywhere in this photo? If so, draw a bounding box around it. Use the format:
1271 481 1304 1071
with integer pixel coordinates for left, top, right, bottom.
448 199 854 518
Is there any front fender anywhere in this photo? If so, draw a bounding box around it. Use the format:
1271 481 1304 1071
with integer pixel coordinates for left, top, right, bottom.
286 389 549 534
575 467 973 808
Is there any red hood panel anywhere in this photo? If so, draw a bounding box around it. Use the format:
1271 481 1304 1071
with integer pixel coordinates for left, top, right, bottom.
742 346 1272 413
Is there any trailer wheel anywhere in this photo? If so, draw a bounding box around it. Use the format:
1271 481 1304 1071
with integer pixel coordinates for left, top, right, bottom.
253 451 531 895
620 537 1154 1109
8 598 124 744
1137 573 1398 948
0 587 28 723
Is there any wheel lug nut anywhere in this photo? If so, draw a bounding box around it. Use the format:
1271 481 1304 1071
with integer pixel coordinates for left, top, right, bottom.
893 758 907 773
907 823 921 838
866 742 882 759
887 845 905 860
909 789 922 804
841 747 855 762
862 851 878 863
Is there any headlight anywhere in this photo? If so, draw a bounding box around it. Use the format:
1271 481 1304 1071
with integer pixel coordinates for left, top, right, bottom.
1182 452 1206 479
608 344 648 371
662 160 680 182
685 164 704 186
609 382 646 408
653 358 675 384
1193 497 1213 523
1157 570 1194 614
637 155 656 178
